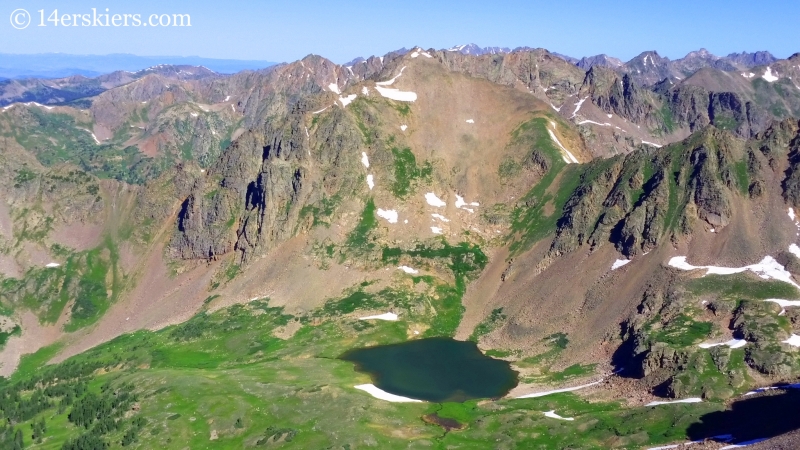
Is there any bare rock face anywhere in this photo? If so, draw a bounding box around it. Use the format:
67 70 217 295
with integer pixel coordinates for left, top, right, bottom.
170 100 363 263
780 121 800 208
580 66 662 129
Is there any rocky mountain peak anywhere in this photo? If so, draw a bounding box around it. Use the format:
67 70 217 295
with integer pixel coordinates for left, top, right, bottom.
725 50 778 67
576 54 624 70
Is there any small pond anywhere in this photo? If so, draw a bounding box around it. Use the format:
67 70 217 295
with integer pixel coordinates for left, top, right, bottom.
340 337 518 402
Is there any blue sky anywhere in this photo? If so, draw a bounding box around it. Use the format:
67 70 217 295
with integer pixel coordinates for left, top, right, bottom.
3 0 799 63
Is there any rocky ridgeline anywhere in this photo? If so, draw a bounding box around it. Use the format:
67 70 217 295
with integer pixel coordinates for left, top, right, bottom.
170 100 364 262
547 126 756 259
438 48 585 102
578 64 779 139
580 66 662 128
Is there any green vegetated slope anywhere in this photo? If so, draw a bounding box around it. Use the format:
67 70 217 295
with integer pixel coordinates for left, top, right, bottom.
0 103 237 185
618 273 800 401
0 299 724 450
0 238 123 332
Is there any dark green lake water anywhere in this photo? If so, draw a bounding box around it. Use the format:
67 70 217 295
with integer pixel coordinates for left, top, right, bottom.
340 337 519 402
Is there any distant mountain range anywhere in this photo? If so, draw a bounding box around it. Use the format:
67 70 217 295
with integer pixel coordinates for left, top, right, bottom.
441 44 782 86
0 53 276 79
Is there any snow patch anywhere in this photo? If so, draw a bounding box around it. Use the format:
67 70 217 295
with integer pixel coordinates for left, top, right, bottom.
23 102 54 110
361 152 370 168
645 398 702 406
647 435 734 450
718 439 768 449
312 106 329 114
354 384 421 402
516 379 604 398
79 128 102 144
362 86 369 96
328 83 341 94
339 94 357 107
409 49 432 58
763 67 779 82
765 298 800 308
374 86 417 102
543 410 574 421
578 120 613 127
398 266 419 274
376 66 406 86
465 119 474 124
667 256 800 289
366 174 374 190
431 227 443 234
789 244 800 259
425 192 446 207
190 112 198 117
45 263 61 268
570 96 588 118
400 125 407 131
431 214 450 222
377 208 397 223
698 339 747 349
611 259 631 270
745 383 800 396
642 141 662 148
783 334 800 347
741 72 755 78
454 194 479 212
547 129 579 164
358 313 398 321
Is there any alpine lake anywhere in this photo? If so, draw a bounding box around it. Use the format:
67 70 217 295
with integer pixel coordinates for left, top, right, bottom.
340 337 519 402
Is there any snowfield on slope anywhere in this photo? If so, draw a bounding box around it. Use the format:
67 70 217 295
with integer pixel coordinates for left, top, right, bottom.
376 66 406 86
698 339 747 349
547 128 579 164
377 209 398 223
374 86 417 102
516 379 604 399
425 193 446 207
354 384 421 402
543 410 574 421
667 256 800 289
763 67 779 82
358 313 398 321
339 94 357 107
645 398 702 406
611 259 631 270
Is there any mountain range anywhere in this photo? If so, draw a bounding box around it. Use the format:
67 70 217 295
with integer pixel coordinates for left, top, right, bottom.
0 53 276 79
1 43 800 448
